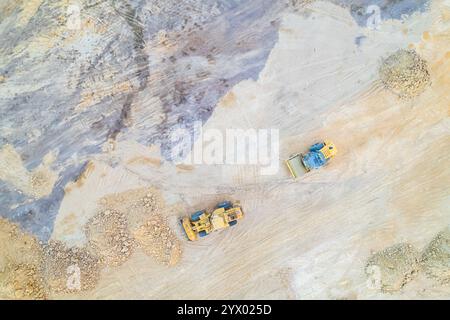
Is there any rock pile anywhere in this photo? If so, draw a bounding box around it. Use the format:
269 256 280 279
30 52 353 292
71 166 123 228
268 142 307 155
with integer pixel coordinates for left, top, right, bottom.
379 49 431 99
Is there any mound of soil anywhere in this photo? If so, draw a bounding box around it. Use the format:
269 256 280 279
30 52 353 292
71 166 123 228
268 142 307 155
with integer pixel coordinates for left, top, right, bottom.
420 228 450 285
379 49 431 98
41 240 101 293
0 218 46 299
84 209 135 267
0 263 46 300
133 216 182 266
98 187 182 266
365 243 420 293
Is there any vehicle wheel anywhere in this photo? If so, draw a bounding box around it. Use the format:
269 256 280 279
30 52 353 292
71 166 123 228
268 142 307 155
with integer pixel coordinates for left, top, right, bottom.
217 201 232 210
199 231 208 237
191 210 204 221
228 220 238 227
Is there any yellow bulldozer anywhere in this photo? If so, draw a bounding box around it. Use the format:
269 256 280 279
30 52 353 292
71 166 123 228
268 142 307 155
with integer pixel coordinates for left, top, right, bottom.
181 201 244 241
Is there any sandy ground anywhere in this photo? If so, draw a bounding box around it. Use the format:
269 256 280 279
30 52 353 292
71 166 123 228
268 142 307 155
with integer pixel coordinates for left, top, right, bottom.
47 1 450 299
1 0 449 299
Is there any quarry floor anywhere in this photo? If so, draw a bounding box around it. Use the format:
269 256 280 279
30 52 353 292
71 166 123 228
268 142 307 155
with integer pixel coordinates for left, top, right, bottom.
0 0 449 299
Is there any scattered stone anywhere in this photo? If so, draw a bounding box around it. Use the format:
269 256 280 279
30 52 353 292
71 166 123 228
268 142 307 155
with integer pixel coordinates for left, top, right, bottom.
41 240 101 294
96 187 183 266
365 243 420 293
0 218 46 299
379 49 431 99
133 215 182 266
84 209 135 267
1 263 46 300
98 187 163 230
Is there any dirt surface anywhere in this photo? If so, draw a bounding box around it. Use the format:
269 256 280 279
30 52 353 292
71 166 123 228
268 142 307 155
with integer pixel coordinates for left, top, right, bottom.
0 218 102 298
0 218 45 299
0 263 47 300
133 217 182 266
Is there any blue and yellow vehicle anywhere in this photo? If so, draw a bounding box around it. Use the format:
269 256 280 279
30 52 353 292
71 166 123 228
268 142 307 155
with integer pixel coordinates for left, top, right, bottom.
181 201 244 241
286 140 337 178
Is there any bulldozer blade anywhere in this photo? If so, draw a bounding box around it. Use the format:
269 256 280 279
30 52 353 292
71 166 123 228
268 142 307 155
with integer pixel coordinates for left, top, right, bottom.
181 217 198 241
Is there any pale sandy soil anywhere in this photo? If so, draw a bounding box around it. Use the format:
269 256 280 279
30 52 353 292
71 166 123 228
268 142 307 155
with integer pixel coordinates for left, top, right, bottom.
1 0 449 299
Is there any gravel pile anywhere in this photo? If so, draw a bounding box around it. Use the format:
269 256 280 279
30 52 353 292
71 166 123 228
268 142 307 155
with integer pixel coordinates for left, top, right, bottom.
133 215 182 266
41 240 101 293
379 49 431 99
84 209 135 267
98 187 182 266
1 263 47 300
365 243 420 292
99 187 163 230
0 218 45 299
